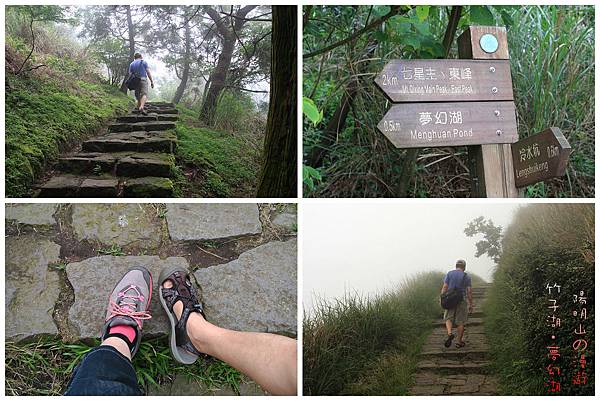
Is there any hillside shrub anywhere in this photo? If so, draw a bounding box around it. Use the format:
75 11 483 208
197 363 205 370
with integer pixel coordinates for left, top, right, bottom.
484 204 594 395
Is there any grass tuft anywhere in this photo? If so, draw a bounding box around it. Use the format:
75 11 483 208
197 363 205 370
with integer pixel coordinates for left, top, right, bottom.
6 336 243 395
97 244 126 256
303 271 479 395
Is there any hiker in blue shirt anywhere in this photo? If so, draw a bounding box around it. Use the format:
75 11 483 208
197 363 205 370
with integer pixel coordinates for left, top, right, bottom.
440 259 473 348
128 53 155 115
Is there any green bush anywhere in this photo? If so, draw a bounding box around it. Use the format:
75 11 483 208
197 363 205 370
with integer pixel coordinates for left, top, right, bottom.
212 91 261 134
5 69 131 197
304 271 486 395
484 204 594 395
174 106 261 197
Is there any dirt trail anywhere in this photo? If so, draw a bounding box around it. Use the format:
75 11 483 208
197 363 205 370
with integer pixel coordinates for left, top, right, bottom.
37 102 179 197
410 285 498 395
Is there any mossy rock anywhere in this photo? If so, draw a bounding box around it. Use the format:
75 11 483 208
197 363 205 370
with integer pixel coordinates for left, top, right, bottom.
123 177 174 197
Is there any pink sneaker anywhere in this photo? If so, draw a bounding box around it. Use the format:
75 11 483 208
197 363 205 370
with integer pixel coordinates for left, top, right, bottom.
101 267 152 357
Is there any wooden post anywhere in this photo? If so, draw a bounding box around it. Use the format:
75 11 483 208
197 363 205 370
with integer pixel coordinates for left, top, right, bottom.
458 26 519 197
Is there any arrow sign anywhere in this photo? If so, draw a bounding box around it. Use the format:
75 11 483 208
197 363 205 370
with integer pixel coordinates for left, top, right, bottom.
377 101 518 148
375 59 513 103
511 127 571 187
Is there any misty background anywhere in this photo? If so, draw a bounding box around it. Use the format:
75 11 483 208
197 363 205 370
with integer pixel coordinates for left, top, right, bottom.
303 203 523 312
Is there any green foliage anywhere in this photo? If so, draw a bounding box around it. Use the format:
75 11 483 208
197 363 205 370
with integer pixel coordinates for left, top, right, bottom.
303 272 446 395
97 244 126 256
6 337 243 395
464 216 503 263
7 5 72 24
175 106 260 197
484 204 594 395
302 165 322 191
469 6 495 25
302 97 322 126
212 91 260 134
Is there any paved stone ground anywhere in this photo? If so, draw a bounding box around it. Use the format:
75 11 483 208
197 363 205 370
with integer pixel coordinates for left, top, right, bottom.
5 203 297 395
37 102 178 197
167 203 262 240
409 286 498 396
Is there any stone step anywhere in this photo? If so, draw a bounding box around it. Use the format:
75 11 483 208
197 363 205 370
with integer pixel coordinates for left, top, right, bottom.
109 121 176 133
433 318 484 327
37 175 119 197
58 152 173 178
82 131 177 153
58 153 116 174
424 332 489 344
116 153 173 177
416 360 490 371
435 310 484 319
123 177 174 197
428 326 486 336
421 349 489 358
116 114 179 123
146 101 175 107
37 175 175 197
141 107 179 114
410 372 498 395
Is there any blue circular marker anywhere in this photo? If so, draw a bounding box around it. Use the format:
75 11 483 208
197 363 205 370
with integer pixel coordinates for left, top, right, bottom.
479 33 499 54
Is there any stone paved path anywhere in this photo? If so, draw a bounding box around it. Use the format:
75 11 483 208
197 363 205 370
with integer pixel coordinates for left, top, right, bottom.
37 102 178 197
410 285 498 395
5 203 297 395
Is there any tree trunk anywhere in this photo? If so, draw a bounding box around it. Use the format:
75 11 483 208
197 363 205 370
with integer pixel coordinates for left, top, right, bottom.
199 35 235 124
256 6 297 197
120 5 135 93
199 5 256 124
172 16 191 105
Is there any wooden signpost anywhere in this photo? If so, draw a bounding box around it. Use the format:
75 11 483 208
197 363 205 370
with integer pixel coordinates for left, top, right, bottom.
375 59 514 103
377 101 518 148
511 127 571 187
375 25 571 197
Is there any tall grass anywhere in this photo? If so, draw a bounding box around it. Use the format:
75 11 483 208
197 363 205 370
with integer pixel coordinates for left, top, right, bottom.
508 6 595 197
483 204 594 395
304 271 486 395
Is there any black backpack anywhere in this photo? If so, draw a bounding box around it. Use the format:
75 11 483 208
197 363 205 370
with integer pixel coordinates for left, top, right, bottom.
440 272 467 310
125 74 141 90
125 60 144 90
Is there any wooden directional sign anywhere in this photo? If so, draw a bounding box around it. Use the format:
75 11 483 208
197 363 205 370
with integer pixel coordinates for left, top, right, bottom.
377 101 518 148
374 59 513 103
511 127 571 187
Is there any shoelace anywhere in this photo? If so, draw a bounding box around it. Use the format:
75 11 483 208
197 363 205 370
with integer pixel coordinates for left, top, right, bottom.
108 285 152 323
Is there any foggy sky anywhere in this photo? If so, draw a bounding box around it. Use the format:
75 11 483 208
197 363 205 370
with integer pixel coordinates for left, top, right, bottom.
303 202 524 312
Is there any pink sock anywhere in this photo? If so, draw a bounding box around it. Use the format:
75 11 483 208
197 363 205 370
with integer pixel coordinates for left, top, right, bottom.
109 325 137 343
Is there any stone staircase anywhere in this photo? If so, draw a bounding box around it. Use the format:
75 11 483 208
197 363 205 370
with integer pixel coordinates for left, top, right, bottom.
410 285 498 395
37 102 179 197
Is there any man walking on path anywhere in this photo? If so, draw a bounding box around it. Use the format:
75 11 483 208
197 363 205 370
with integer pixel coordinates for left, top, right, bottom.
441 259 473 348
128 53 154 115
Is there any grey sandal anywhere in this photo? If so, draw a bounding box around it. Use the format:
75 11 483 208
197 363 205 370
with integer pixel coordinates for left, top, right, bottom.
159 266 206 364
